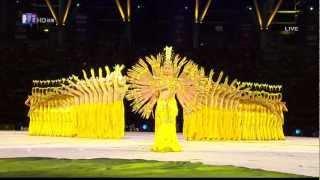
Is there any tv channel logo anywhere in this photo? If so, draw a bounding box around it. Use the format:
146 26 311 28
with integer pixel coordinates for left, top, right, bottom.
22 13 38 25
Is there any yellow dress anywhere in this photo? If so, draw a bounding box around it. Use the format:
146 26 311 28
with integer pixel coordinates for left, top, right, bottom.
152 97 182 152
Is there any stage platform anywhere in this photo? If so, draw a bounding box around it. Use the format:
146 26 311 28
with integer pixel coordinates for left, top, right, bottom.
0 131 318 177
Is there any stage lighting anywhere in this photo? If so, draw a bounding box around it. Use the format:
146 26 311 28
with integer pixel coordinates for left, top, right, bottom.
76 3 80 7
309 6 314 11
43 28 49 32
247 6 253 11
16 0 20 4
185 6 189 10
142 124 148 131
294 129 301 136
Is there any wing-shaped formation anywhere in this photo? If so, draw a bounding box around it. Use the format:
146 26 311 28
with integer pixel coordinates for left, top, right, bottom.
25 46 288 142
25 65 127 138
183 71 288 141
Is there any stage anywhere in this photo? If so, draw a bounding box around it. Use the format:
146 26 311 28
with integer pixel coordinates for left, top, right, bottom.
0 131 318 177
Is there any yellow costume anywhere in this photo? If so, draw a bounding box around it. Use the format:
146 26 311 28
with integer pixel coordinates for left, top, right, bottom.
179 70 288 141
25 65 127 139
126 46 205 152
152 97 181 152
25 47 288 143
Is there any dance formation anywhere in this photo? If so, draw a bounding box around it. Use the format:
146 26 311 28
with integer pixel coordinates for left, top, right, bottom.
25 46 288 152
25 65 127 138
183 80 288 141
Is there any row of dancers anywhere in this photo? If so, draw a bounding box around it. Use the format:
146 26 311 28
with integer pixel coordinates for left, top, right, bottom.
25 65 127 138
183 74 288 141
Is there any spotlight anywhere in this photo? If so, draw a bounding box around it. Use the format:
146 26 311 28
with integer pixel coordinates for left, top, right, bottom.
137 5 141 9
294 128 301 136
43 28 49 32
76 3 80 7
184 6 188 10
142 124 148 131
16 0 20 3
309 6 314 11
247 6 253 11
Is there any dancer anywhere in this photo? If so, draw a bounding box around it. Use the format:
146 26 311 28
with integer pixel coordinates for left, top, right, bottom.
126 46 205 152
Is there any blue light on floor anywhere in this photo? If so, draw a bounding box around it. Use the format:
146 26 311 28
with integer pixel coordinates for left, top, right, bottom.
142 124 148 131
295 129 301 135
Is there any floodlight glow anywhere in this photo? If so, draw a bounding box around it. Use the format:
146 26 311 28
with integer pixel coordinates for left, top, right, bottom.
295 129 301 135
266 0 283 29
142 124 148 130
253 0 263 30
44 0 59 25
199 0 212 23
115 0 126 22
127 0 131 22
194 0 199 23
62 0 72 26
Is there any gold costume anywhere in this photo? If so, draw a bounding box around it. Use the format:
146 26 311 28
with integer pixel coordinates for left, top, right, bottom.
183 78 288 141
25 46 288 145
126 46 205 152
25 65 128 139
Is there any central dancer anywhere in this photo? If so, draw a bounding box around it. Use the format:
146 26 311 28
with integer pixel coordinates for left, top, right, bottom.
126 46 206 152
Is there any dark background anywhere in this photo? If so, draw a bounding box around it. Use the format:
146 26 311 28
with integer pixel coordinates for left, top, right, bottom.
0 0 318 136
